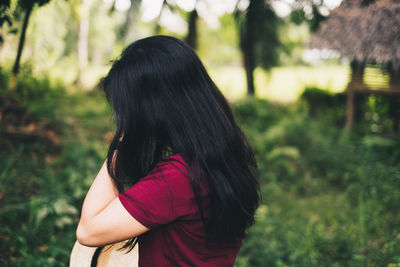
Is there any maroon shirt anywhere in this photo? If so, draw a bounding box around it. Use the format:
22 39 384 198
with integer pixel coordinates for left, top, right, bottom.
119 154 241 266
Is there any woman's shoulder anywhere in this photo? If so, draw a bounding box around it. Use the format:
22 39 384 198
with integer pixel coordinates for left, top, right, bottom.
145 153 208 197
146 153 189 182
150 153 188 175
160 153 186 165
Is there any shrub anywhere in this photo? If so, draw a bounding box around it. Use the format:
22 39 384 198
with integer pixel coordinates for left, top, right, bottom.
233 97 400 266
14 73 66 124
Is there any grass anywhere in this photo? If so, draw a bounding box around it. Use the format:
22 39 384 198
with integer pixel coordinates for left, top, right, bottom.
208 65 349 102
209 64 390 103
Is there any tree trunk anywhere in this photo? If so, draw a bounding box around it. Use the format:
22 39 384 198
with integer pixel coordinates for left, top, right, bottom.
344 89 355 132
76 0 91 87
185 10 198 50
348 60 365 87
12 4 33 77
389 67 400 133
119 0 140 43
389 98 400 133
345 60 365 131
389 67 400 91
240 16 255 96
243 47 255 96
153 0 166 35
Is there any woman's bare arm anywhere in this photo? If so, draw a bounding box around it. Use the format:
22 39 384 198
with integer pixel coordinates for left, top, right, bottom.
76 160 149 247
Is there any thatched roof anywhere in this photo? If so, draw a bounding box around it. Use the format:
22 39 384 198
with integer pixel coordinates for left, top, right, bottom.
310 0 400 70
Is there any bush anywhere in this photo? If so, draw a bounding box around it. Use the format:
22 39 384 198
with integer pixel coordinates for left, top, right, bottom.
0 67 9 92
300 86 400 136
233 97 400 266
0 69 66 128
14 73 66 124
300 87 345 125
0 69 112 266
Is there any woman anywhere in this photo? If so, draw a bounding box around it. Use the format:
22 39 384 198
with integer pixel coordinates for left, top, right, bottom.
76 35 259 266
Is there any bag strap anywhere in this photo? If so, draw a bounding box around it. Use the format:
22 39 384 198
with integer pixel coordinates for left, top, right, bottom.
90 246 104 267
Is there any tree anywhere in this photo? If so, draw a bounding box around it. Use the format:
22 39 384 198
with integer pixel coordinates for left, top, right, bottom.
0 0 13 47
235 0 281 95
118 0 141 44
141 0 199 50
69 0 93 87
185 9 198 49
12 0 51 77
289 0 329 32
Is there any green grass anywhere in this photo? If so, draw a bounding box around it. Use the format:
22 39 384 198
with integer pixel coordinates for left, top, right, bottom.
208 65 349 102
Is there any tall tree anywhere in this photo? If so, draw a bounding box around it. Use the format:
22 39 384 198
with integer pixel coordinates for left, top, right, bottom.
12 0 51 77
69 0 93 87
185 9 198 49
144 0 199 48
235 0 281 95
118 0 141 44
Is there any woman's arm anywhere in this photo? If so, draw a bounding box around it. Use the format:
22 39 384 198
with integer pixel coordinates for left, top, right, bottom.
76 160 149 247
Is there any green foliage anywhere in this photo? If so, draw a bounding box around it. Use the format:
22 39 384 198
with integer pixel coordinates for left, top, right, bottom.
278 22 310 65
0 73 112 266
0 139 107 266
290 9 306 25
1 74 400 266
198 14 240 66
234 97 400 266
301 86 400 135
309 5 327 32
0 0 13 44
18 0 51 10
0 66 9 89
289 1 328 32
0 68 66 126
365 95 400 135
0 0 12 27
235 0 281 70
14 72 66 123
300 87 345 125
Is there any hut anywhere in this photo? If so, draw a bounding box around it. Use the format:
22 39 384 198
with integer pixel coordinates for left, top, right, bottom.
309 0 400 131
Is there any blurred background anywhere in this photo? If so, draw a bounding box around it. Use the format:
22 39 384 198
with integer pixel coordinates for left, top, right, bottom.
1 0 399 266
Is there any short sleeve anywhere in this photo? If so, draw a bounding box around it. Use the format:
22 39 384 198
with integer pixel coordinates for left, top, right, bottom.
118 156 195 229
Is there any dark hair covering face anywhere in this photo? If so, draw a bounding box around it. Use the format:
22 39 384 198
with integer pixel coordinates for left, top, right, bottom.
103 35 260 244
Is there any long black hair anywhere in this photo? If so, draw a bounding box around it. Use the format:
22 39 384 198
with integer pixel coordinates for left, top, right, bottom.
102 35 259 243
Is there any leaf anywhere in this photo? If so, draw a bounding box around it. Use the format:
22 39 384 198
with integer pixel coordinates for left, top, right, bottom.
36 206 51 224
362 136 394 147
8 28 18 34
267 146 300 161
53 198 78 215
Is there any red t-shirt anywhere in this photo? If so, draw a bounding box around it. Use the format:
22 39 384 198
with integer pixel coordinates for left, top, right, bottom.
119 154 241 266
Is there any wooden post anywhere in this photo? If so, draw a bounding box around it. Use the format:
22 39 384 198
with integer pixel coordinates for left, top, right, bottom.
345 88 355 132
345 60 365 131
389 67 400 133
389 66 400 90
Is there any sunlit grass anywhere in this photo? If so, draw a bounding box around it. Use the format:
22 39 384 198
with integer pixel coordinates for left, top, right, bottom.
209 65 350 103
32 62 386 103
255 65 349 102
207 65 247 101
